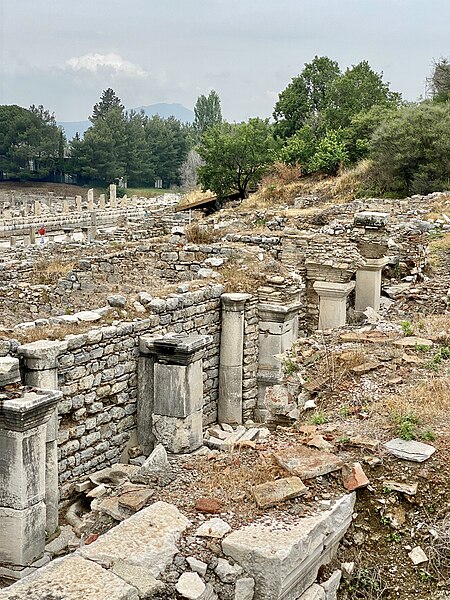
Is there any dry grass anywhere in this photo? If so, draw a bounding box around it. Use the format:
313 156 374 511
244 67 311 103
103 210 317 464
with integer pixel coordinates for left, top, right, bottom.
184 223 220 244
219 262 266 294
33 259 76 285
415 313 450 342
425 193 450 221
177 189 215 208
10 323 89 344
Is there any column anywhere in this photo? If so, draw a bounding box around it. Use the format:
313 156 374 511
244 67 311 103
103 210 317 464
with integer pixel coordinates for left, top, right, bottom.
257 302 301 417
313 281 355 330
139 335 210 454
75 195 82 212
34 200 41 217
29 227 36 245
0 365 61 571
99 194 106 210
355 257 389 312
120 194 128 208
63 199 69 213
109 184 117 208
18 340 67 536
218 293 251 425
87 188 94 211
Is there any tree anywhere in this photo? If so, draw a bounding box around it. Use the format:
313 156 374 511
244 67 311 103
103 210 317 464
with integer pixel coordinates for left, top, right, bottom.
322 61 401 130
197 118 276 199
90 88 125 123
143 115 189 186
273 56 341 138
307 130 348 175
370 102 450 195
179 149 203 189
430 58 450 102
344 104 398 163
193 90 222 138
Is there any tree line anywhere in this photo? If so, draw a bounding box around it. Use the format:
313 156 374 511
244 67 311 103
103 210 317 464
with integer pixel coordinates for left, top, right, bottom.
1 57 449 197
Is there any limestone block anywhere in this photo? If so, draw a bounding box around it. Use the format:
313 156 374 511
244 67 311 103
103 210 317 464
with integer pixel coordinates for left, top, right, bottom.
235 578 255 600
112 560 164 597
79 501 191 576
0 426 46 509
320 570 342 600
222 494 355 600
297 584 326 599
353 211 389 228
18 339 68 370
252 476 307 509
176 572 206 599
0 502 46 566
384 438 436 462
273 445 343 480
0 357 20 386
152 410 203 453
153 361 203 418
0 555 139 600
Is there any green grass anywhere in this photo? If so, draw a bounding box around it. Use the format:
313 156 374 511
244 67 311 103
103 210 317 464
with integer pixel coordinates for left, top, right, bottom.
93 186 169 198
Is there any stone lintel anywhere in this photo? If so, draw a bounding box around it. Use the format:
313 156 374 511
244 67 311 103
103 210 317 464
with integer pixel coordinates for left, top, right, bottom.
140 334 211 365
354 211 389 228
0 390 62 432
18 340 68 370
313 281 355 299
221 293 252 312
359 257 390 272
258 302 301 323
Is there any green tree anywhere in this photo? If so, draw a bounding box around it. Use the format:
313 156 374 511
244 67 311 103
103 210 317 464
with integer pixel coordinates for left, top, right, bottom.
370 102 450 195
143 115 189 186
91 88 125 123
197 118 276 199
430 58 450 102
322 61 401 130
193 90 222 138
344 104 398 163
307 129 348 175
273 56 341 138
277 125 316 167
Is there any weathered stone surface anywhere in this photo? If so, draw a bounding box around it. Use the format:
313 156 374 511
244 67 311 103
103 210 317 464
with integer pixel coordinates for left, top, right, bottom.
408 546 428 565
107 294 126 308
320 569 342 600
393 336 433 347
0 555 139 600
195 517 231 539
297 584 325 599
152 411 203 454
137 443 174 486
234 577 255 600
112 560 165 598
342 462 369 491
222 494 355 600
274 445 343 480
118 486 155 512
176 572 206 599
195 497 223 514
45 524 79 556
215 557 243 583
382 480 418 495
0 357 20 386
187 556 208 577
252 476 307 508
79 501 191 576
89 465 140 487
384 438 435 462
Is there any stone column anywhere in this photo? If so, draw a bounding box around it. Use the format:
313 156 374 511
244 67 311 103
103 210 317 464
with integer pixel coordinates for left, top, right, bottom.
75 195 82 212
63 199 69 213
355 257 389 312
29 227 36 245
257 302 301 417
18 340 67 536
0 372 61 571
218 293 251 425
99 194 106 210
87 188 94 211
109 184 117 208
120 194 128 208
139 335 210 454
34 200 41 217
313 281 355 330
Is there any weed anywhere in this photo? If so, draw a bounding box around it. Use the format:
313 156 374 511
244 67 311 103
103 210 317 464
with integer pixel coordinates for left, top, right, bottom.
386 531 401 543
347 565 389 599
426 345 450 371
339 404 350 418
338 436 350 445
400 320 414 336
283 358 298 376
184 223 219 244
415 344 431 352
394 413 419 440
422 429 436 441
309 411 328 425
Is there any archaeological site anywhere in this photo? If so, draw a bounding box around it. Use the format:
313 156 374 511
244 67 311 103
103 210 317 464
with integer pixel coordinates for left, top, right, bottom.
0 179 449 600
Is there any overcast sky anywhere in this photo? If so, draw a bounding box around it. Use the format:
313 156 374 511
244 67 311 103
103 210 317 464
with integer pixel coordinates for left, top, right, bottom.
1 0 448 122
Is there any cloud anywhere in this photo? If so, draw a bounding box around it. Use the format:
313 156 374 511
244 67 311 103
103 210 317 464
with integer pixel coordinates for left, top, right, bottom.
65 52 147 78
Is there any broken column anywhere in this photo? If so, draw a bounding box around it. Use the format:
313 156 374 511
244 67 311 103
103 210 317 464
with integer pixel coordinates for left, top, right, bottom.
355 257 389 312
139 335 210 454
0 357 61 575
218 293 251 425
313 281 355 329
110 184 117 208
75 195 82 212
87 188 94 211
18 340 67 536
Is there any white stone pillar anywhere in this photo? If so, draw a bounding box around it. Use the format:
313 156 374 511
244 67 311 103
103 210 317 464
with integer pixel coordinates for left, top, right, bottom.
0 376 61 571
313 281 355 330
87 188 94 211
75 195 82 212
120 194 128 208
99 194 106 210
218 293 251 425
257 302 301 417
63 199 69 213
355 257 389 312
34 200 41 216
139 335 210 454
29 227 36 245
18 340 67 536
109 184 117 208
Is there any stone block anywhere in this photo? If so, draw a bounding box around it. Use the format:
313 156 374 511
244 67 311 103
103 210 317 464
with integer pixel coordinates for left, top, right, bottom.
0 555 139 600
154 361 203 418
0 502 46 566
273 445 343 480
252 477 307 508
152 411 203 454
0 357 20 386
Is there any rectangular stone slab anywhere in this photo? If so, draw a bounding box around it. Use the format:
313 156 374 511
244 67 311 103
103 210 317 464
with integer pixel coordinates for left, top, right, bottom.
273 445 343 480
0 555 138 600
252 477 307 508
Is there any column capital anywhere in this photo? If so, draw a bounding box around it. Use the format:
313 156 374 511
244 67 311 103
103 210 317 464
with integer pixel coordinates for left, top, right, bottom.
313 280 355 299
140 334 211 365
221 293 252 311
18 339 68 370
258 302 302 323
0 389 62 432
361 257 390 271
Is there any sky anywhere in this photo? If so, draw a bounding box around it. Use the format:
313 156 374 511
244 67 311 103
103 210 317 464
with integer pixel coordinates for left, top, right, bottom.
1 0 449 123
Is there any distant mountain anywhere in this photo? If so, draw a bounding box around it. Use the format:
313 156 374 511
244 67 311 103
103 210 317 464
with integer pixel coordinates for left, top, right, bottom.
58 103 194 140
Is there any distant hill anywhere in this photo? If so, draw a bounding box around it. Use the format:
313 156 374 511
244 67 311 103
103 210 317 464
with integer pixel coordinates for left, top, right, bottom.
58 103 194 140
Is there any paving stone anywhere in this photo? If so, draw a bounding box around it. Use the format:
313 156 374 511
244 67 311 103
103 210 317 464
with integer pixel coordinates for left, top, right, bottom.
112 560 165 598
176 572 206 599
384 438 436 462
195 517 231 538
274 445 344 480
252 476 308 508
118 486 155 512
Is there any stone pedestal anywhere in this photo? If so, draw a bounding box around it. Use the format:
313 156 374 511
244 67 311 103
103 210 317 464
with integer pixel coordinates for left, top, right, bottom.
18 340 67 536
355 257 389 312
110 184 117 208
87 188 94 211
257 302 301 416
139 335 210 454
218 293 251 425
0 388 62 569
63 199 69 213
34 200 41 216
313 281 355 330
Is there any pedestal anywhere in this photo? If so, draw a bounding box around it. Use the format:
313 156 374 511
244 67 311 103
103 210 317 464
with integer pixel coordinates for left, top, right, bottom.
355 257 389 312
313 281 355 330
